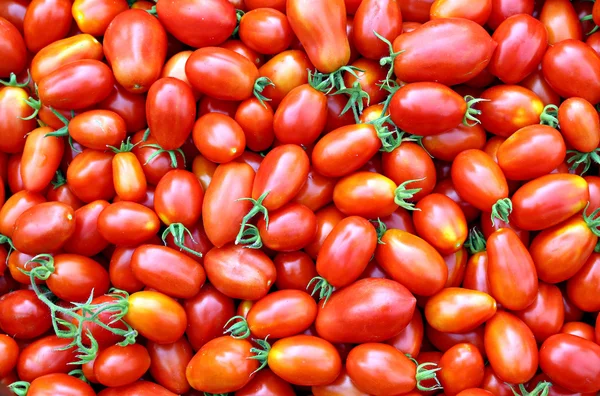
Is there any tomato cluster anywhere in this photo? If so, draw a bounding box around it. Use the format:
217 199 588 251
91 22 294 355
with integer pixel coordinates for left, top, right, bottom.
1 0 600 395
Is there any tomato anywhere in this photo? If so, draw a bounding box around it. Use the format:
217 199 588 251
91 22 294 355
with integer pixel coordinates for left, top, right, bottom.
255 203 316 252
512 282 564 344
17 335 76 382
43 254 109 302
558 97 600 154
375 228 448 296
271 252 316 292
430 0 492 25
439 343 485 396
239 8 292 55
540 334 600 393
0 17 26 77
192 113 246 163
434 178 481 223
316 278 416 343
292 168 335 212
463 249 491 295
23 0 71 53
20 127 64 193
487 0 534 30
392 18 496 86
99 84 148 134
69 110 128 151
457 390 494 396
27 373 96 396
519 66 560 107
93 344 151 388
539 0 582 45
511 174 589 230
560 321 596 342
12 202 75 254
304 205 345 259
234 99 274 152
104 9 167 93
489 14 547 84
67 149 116 202
422 124 487 162
425 288 496 334
542 40 600 105
385 308 423 357
186 336 257 393
426 324 486 358
353 0 402 60
346 343 416 395
0 334 18 378
567 252 600 312
131 245 205 299
0 81 36 155
0 192 45 238
0 289 51 339
146 338 193 394
480 213 530 247
485 312 538 385
131 132 184 186
154 169 203 228
481 366 513 396
414 193 467 255
235 369 295 396
96 381 177 396
38 59 114 110
97 201 160 246
0 0 27 34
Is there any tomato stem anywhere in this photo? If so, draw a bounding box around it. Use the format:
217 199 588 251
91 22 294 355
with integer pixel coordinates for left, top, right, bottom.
44 107 71 137
539 104 559 128
236 224 263 249
161 223 203 257
373 30 404 92
464 227 487 254
393 178 424 211
463 95 488 127
0 71 30 88
566 148 600 175
0 234 15 258
248 336 271 375
231 9 245 37
506 381 552 396
371 218 387 244
7 381 29 396
490 198 513 225
235 191 270 246
334 80 370 124
370 114 402 152
68 369 90 384
412 359 442 392
223 315 251 339
583 202 600 238
141 143 186 168
21 96 42 120
307 276 335 306
107 136 136 153
51 170 67 189
253 77 275 108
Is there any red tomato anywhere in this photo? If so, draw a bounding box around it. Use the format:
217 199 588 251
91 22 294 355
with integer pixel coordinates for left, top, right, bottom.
0 80 36 154
258 50 312 107
221 39 265 69
514 282 564 343
425 288 497 334
27 373 95 396
17 335 76 382
0 17 26 77
519 66 560 106
567 252 600 312
104 9 167 93
235 98 274 152
489 14 547 84
481 366 513 396
385 308 424 357
353 0 402 60
156 0 236 48
487 0 534 30
23 0 72 53
256 202 316 252
434 178 481 223
0 191 46 238
192 113 246 163
44 254 109 302
154 169 203 227
316 278 416 343
147 77 196 151
0 334 18 378
94 344 151 387
235 369 295 396
560 322 596 342
69 110 127 150
558 97 600 154
38 59 114 110
131 132 184 186
484 311 538 384
99 83 148 134
96 381 177 396
414 193 467 255
439 343 485 396
71 0 127 36
430 0 492 25
147 338 193 394
422 124 487 162
539 334 600 393
304 205 345 259
0 289 51 339
12 202 75 254
20 127 64 193
66 149 115 203
312 367 369 395
97 201 160 246
539 0 583 45
239 8 292 55
292 167 335 212
273 251 318 292
392 18 496 86
0 0 27 34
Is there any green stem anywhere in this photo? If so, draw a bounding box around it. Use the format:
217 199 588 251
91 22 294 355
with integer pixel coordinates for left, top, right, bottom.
161 223 203 257
248 337 271 375
463 95 489 127
253 77 275 108
539 104 559 128
306 276 335 306
235 191 270 246
141 143 186 168
373 31 404 92
371 218 387 244
464 227 487 254
0 71 30 87
566 148 600 175
393 178 424 211
490 198 513 225
51 170 67 189
223 316 251 339
8 381 30 396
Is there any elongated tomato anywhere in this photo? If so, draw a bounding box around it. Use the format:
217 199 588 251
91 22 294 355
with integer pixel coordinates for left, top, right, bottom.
425 288 497 333
353 0 402 60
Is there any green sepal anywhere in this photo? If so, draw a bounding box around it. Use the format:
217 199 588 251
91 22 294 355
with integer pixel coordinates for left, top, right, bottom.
464 227 487 254
161 223 203 258
490 197 513 225
463 95 489 127
393 178 425 211
307 276 335 306
223 316 251 339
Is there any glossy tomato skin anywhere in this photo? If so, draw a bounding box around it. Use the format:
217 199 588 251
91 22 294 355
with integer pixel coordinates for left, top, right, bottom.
67 149 115 203
94 344 151 387
235 98 274 152
385 308 423 357
430 0 492 25
489 14 547 84
567 252 600 312
0 334 18 378
0 0 28 34
186 47 260 101
147 77 196 151
154 169 203 227
0 17 26 77
316 216 377 288
27 373 95 396
192 113 246 163
97 201 160 246
96 381 177 396
287 0 349 73
422 124 487 162
258 50 313 107
346 343 416 395
414 193 467 255
487 0 534 30
539 334 600 393
439 343 485 396
425 288 497 333
99 83 148 133
392 18 496 85
0 84 36 154
23 0 72 53
239 8 292 55
124 290 187 344
511 174 589 230
304 205 345 259
333 172 399 218
514 282 564 343
235 369 295 396
484 311 538 384
542 39 600 105
17 335 76 382
12 202 75 255
257 202 317 252
540 0 582 45
131 132 184 186
186 336 258 393
46 254 110 302
20 127 64 193
519 66 560 106
272 252 316 292
389 82 467 136
376 229 448 296
558 97 600 153
204 244 276 300
497 125 565 180
104 9 167 93
316 278 416 343
292 167 335 212
353 0 402 60
0 192 46 238
38 59 114 110
69 110 127 150
0 289 51 339
147 338 193 394
110 245 146 292
131 245 206 299
72 0 128 36
487 228 538 310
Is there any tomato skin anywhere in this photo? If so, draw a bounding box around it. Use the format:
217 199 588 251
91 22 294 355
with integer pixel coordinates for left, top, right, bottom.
17 335 76 382
97 381 177 396
497 125 565 181
125 291 187 344
258 50 313 108
147 339 192 394
99 84 148 134
511 174 589 231
239 8 292 55
305 205 345 259
481 366 513 396
425 288 497 334
347 343 416 395
487 228 538 310
20 127 64 193
0 0 27 34
0 84 36 154
392 18 496 86
0 17 26 77
292 168 335 212
487 0 534 30
514 282 564 343
186 336 258 393
312 367 369 396
439 343 485 396
27 373 95 396
540 0 582 45
430 0 492 25
463 252 491 294
540 334 600 393
131 133 184 186
558 97 600 153
0 289 51 339
0 334 18 378
38 59 114 110
204 244 276 300
0 191 46 238
192 113 246 163
154 169 203 227
23 0 72 53
235 98 274 152
518 65 560 107
72 0 128 36
221 39 265 69
97 201 160 246
235 369 295 396
489 14 547 84
46 254 109 302
70 110 127 151
422 124 487 162
333 172 399 218
12 202 75 255
484 311 538 384
385 308 423 357
94 344 151 387
414 193 467 255
316 278 416 343
567 252 600 312
353 0 402 60
256 202 316 252
67 149 115 203
104 9 167 93
542 39 600 105
273 85 327 146
287 0 349 73
560 321 596 342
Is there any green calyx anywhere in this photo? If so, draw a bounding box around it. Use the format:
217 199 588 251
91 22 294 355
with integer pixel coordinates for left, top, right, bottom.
405 356 442 392
371 218 387 244
51 170 67 189
507 381 552 396
22 95 42 121
580 14 599 35
235 191 270 249
68 369 89 384
463 95 488 127
223 315 251 339
369 114 401 152
0 234 15 257
161 223 203 258
0 71 30 88
334 80 370 124
539 104 559 128
248 336 271 375
373 30 404 92
107 137 136 154
8 381 30 396
566 148 600 175
141 143 186 168
394 178 424 211
307 276 335 306
464 227 487 254
490 197 513 225
583 202 600 238
231 9 245 37
44 107 72 138
253 77 275 108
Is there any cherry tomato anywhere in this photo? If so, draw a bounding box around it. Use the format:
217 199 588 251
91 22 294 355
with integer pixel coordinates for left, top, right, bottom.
99 83 148 134
425 288 497 334
20 127 64 193
27 373 95 396
430 0 492 25
0 289 51 339
558 97 600 153
154 169 203 227
67 149 115 203
422 124 487 162
239 8 292 55
0 18 26 77
414 193 467 255
0 79 36 154
12 202 75 254
23 0 72 53
97 201 160 246
272 251 318 292
292 168 335 212
514 282 564 343
256 202 317 252
147 338 193 394
235 369 295 396
539 0 582 45
235 98 274 152
44 254 110 302
439 343 485 396
192 113 246 163
94 344 151 387
0 334 18 378
353 0 402 60
17 335 76 382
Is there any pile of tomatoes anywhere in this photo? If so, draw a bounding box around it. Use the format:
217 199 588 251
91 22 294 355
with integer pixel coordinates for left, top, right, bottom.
1 0 600 394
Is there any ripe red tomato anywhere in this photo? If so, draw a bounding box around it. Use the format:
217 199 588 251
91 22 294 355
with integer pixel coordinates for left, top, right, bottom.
193 113 246 163
425 288 497 334
258 50 313 108
239 8 293 55
385 308 424 357
422 124 487 162
97 201 160 246
44 254 110 302
20 127 64 193
439 343 485 396
67 149 116 203
558 97 600 153
0 289 51 339
69 110 127 151
273 251 318 292
94 344 151 387
99 83 148 133
23 0 72 53
567 252 600 312
96 381 177 396
430 0 492 25
0 80 36 154
353 0 402 60
414 193 467 255
539 0 582 44
0 17 26 77
235 98 274 152
0 334 18 378
514 282 564 343
72 0 128 36
487 0 534 30
236 369 295 396
311 367 369 396
147 337 193 394
17 335 76 382
256 202 317 252
27 373 95 396
154 169 203 227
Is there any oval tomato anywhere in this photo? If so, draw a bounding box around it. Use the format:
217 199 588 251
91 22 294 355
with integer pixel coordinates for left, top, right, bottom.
67 149 115 203
0 81 37 154
45 254 110 302
94 344 151 387
154 169 203 227
0 289 51 339
385 308 424 357
27 373 95 396
235 98 274 152
273 251 318 292
17 335 76 382
430 0 492 25
23 0 72 53
70 110 127 150
353 0 402 60
72 0 128 36
99 83 148 133
438 343 485 396
147 337 193 394
256 202 317 252
539 0 582 45
566 252 600 312
258 50 313 107
514 282 564 343
425 288 497 334
0 17 26 77
239 8 293 55
487 0 534 30
12 202 75 254
20 127 64 193
414 193 467 255
192 113 246 163
558 97 600 153
422 124 487 162
97 201 160 246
